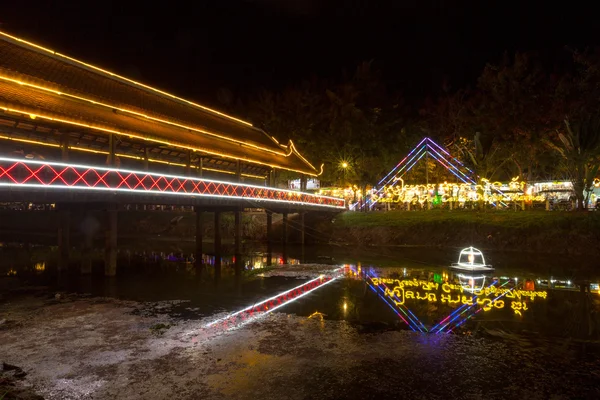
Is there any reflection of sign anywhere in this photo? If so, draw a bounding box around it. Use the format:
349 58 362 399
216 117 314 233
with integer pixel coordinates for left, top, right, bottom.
371 278 547 316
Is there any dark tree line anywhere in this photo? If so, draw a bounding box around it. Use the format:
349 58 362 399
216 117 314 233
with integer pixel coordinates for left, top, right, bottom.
224 49 600 210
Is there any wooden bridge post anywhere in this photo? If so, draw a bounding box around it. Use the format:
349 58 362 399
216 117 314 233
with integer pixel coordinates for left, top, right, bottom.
143 145 149 171
266 210 273 266
300 211 306 263
186 150 192 176
80 208 93 275
60 134 69 162
214 211 222 285
104 204 118 277
57 204 70 272
58 135 71 273
234 207 242 286
282 212 288 265
108 133 115 166
234 160 243 286
194 206 204 279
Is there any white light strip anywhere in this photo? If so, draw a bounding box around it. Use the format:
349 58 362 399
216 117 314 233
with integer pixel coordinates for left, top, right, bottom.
0 183 344 209
0 157 345 208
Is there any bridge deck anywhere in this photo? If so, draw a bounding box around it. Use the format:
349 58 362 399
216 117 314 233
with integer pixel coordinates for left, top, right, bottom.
0 158 345 212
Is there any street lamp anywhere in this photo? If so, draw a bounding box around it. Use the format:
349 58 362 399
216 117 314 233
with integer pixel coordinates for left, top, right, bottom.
340 161 349 185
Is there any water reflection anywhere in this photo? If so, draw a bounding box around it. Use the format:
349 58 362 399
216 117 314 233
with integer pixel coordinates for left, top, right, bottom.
2 241 599 343
279 264 599 343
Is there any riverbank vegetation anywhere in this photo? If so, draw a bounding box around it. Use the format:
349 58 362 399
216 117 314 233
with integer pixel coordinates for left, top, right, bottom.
332 210 600 255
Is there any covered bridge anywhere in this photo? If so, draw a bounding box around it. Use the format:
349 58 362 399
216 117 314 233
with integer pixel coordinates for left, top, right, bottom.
0 30 319 184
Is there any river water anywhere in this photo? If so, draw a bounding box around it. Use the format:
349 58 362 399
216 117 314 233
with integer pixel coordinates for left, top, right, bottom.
1 242 600 399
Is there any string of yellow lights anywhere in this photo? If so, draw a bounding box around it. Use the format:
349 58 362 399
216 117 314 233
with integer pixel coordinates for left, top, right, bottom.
0 134 265 179
0 74 288 156
0 106 318 176
0 30 254 127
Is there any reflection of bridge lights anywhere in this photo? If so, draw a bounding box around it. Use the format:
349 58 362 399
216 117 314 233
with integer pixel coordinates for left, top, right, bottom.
192 268 344 336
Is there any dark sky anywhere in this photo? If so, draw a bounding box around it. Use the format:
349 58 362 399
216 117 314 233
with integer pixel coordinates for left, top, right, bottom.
1 1 598 107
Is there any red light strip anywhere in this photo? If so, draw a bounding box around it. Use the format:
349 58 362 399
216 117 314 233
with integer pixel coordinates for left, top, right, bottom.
0 158 345 209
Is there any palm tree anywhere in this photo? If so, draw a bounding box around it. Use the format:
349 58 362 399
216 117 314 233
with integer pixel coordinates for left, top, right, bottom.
544 116 600 210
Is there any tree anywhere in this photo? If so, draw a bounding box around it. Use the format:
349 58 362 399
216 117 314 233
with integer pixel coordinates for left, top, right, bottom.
239 61 409 191
545 117 600 210
544 51 600 210
473 52 562 182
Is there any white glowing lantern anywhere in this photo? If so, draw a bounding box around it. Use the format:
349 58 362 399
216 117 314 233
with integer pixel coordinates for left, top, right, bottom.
450 247 494 272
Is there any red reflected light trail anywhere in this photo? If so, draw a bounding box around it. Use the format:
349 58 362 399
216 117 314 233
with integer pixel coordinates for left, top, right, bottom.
193 267 344 336
0 158 345 209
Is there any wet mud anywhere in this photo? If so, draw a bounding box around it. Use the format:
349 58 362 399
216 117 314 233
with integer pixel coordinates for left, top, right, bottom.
1 285 599 400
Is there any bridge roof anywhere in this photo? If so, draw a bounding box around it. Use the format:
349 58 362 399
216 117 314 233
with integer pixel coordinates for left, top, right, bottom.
0 31 319 176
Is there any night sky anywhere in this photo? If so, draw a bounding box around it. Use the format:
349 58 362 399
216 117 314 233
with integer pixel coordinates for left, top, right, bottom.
1 1 598 107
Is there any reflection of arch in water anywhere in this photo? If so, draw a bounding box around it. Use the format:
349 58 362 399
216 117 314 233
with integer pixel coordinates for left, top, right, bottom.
362 271 428 332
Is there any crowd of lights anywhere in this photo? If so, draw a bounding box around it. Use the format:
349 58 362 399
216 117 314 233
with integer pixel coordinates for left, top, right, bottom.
0 158 346 209
372 179 547 205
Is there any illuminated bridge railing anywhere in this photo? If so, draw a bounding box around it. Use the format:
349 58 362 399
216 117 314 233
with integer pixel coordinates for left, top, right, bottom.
0 158 346 209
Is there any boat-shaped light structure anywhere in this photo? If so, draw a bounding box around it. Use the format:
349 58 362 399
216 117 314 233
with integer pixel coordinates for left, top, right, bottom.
449 247 494 272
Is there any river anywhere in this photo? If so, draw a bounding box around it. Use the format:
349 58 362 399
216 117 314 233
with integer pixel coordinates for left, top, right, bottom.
1 242 599 399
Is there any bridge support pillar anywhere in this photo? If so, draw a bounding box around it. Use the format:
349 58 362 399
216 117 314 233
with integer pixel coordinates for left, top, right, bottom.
81 210 93 275
300 212 305 263
214 211 222 285
194 207 204 279
234 207 242 287
104 205 118 277
266 210 273 266
143 146 149 171
282 212 288 265
57 205 70 272
186 150 192 176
